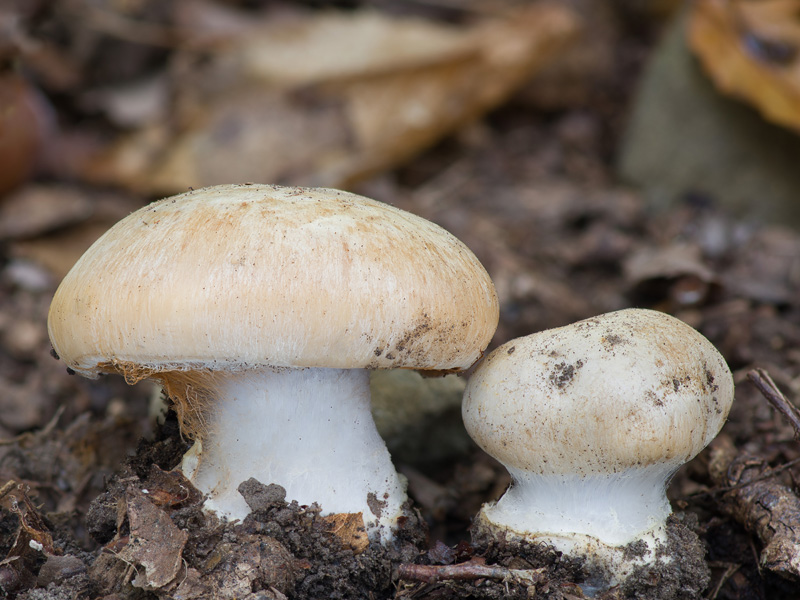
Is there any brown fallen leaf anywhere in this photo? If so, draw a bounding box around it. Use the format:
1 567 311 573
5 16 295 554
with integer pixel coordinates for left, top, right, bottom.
115 487 188 590
11 222 120 280
320 512 369 554
237 9 474 87
689 0 800 131
623 243 718 309
82 4 579 194
140 465 201 509
8 187 143 279
5 483 56 557
0 185 93 241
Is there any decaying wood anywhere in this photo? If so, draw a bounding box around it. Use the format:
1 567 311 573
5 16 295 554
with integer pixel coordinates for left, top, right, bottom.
708 435 800 580
396 557 544 585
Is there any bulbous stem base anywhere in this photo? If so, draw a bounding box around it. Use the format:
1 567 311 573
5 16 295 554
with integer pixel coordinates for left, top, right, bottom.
475 466 678 590
180 366 407 542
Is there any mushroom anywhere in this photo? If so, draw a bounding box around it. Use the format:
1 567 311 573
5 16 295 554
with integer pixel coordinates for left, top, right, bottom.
462 308 733 588
48 183 499 542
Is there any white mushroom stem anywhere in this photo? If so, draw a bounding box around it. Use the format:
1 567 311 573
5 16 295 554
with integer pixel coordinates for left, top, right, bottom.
180 367 407 542
482 466 675 546
477 465 678 591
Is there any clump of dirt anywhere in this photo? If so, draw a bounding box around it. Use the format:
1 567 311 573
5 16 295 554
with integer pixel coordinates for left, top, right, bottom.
609 514 710 600
395 530 585 599
77 423 428 600
442 512 708 599
234 479 425 600
8 415 712 600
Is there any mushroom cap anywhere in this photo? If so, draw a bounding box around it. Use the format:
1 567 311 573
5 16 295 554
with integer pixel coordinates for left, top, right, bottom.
48 184 499 376
463 309 734 475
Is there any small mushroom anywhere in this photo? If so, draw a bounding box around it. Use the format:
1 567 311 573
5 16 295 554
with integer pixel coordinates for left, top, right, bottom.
462 308 734 589
48 183 499 542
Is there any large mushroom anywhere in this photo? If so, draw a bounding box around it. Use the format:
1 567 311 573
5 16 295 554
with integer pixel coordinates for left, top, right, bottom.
462 308 734 590
48 183 499 542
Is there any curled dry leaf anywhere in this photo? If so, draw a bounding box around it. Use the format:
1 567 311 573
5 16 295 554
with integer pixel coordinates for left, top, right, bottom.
83 4 578 194
689 0 800 131
5 484 56 557
624 243 718 308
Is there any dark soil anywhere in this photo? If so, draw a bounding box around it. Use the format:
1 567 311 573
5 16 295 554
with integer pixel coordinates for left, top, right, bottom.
3 1 800 599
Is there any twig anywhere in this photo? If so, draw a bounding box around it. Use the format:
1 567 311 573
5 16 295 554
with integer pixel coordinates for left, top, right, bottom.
686 456 800 499
747 368 800 439
0 480 18 500
396 558 544 585
706 561 740 600
0 405 65 447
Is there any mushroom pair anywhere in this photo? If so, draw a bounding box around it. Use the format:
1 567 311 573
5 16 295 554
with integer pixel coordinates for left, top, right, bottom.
49 182 735 591
47 183 500 542
463 308 734 591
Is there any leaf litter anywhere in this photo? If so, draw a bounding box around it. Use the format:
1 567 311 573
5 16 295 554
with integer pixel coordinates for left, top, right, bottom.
3 1 800 599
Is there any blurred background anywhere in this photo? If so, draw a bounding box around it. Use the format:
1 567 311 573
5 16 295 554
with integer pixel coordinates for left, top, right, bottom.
3 1 800 598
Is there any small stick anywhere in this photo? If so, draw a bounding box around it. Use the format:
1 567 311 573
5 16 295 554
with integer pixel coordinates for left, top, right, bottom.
0 405 65 447
747 368 800 439
0 480 18 500
706 562 741 600
396 558 543 585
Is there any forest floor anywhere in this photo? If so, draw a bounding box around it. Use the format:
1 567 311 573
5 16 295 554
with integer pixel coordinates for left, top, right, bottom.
2 1 800 599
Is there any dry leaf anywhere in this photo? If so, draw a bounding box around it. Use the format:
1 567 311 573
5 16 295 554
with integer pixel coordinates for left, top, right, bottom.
81 74 169 128
8 188 142 279
0 185 93 241
320 512 369 554
238 10 472 86
6 485 56 557
624 243 716 285
140 465 202 508
689 0 800 131
82 5 578 194
116 488 188 590
624 243 718 309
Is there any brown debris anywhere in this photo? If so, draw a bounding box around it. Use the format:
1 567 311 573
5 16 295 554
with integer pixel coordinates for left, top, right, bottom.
112 487 188 590
689 0 800 132
748 368 800 439
396 556 545 585
709 435 800 580
3 2 800 598
0 185 93 242
0 73 47 197
82 4 579 194
320 513 370 554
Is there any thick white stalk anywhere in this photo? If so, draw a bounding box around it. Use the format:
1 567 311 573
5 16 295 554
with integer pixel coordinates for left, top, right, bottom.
484 466 675 546
181 367 407 541
478 466 677 591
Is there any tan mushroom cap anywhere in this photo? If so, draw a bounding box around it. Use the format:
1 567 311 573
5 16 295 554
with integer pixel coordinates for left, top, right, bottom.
463 309 734 475
48 184 499 377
